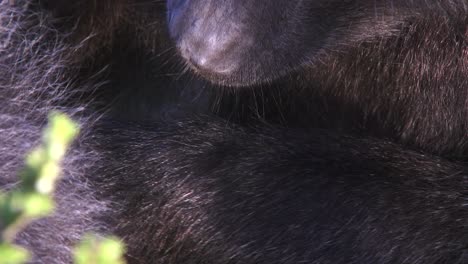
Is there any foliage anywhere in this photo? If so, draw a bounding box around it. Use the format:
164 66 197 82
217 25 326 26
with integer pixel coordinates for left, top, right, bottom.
0 112 126 264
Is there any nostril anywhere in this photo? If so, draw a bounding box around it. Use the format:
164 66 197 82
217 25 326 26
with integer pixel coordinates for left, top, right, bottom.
179 40 208 67
166 1 242 75
179 39 237 75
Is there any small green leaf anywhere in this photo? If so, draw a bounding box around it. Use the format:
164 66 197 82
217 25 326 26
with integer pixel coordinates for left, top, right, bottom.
0 243 30 264
43 112 79 162
74 235 126 264
0 193 22 230
21 194 54 218
0 112 125 264
34 162 60 194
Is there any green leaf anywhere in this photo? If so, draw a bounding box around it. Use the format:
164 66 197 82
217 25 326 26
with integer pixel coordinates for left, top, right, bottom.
74 235 126 264
21 194 54 218
0 112 126 264
0 244 30 264
0 193 22 230
43 112 79 162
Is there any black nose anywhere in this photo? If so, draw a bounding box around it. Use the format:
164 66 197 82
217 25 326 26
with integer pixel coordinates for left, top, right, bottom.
167 0 241 75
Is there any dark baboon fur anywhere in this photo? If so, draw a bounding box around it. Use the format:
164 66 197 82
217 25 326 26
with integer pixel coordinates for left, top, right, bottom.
0 0 467 263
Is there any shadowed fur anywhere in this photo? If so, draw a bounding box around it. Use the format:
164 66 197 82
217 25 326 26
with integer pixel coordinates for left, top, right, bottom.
0 0 467 263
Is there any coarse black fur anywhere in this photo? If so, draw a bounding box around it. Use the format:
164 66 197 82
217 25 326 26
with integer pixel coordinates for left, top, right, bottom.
0 0 467 264
169 0 468 157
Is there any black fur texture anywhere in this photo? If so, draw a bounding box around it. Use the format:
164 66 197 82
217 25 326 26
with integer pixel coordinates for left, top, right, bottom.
169 0 468 156
0 0 467 263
